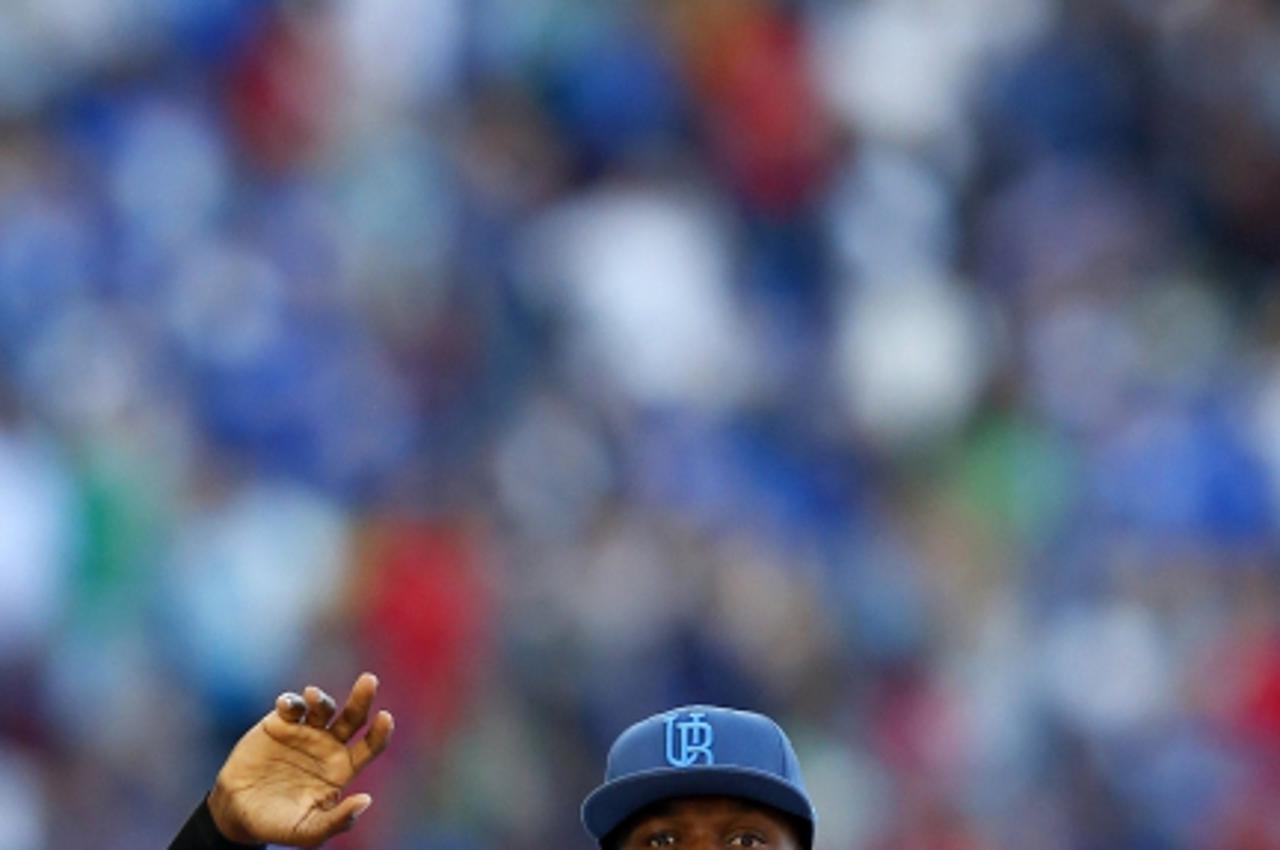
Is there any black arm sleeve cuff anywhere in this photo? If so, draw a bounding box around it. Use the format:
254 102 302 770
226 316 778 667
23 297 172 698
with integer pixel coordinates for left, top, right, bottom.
168 796 266 850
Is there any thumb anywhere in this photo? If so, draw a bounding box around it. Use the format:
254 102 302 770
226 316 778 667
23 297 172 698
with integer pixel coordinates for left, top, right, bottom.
299 793 374 845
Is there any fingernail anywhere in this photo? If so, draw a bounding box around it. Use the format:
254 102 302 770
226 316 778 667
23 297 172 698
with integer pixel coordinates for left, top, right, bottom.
352 798 373 820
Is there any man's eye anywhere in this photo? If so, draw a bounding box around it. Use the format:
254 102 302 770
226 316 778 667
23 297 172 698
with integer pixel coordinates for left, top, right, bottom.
730 834 766 848
646 833 676 847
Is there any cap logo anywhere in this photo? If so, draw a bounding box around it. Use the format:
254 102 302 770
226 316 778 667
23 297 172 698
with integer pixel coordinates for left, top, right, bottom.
664 710 715 767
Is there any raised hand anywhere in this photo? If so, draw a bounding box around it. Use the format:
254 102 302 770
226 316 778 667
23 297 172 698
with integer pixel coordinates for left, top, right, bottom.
207 672 395 847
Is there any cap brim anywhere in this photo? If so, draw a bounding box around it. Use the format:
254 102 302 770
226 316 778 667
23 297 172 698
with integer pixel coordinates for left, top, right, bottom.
581 765 815 846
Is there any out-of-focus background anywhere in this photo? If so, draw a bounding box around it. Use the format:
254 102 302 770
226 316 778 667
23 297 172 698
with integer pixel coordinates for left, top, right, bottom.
3 0 1280 848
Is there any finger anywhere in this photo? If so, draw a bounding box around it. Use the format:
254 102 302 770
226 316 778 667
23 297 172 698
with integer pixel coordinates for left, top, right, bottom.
297 793 373 846
276 691 307 723
303 686 337 730
330 672 379 743
349 710 394 773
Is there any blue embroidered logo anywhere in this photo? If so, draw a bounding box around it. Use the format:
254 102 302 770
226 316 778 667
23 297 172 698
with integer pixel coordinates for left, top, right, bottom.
664 711 715 767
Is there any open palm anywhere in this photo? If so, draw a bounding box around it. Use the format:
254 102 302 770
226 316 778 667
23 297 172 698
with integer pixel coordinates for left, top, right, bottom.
208 673 394 847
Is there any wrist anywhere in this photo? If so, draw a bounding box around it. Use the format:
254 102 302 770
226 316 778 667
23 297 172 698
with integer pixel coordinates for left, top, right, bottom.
207 781 258 846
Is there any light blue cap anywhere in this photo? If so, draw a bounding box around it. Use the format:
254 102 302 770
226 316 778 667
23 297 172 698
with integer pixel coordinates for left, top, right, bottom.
581 705 817 848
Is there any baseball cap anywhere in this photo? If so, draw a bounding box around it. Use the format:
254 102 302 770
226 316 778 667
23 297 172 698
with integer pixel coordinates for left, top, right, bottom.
581 705 817 848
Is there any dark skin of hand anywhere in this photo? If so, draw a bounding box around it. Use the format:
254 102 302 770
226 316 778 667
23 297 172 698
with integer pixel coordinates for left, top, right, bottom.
613 797 803 850
207 672 394 847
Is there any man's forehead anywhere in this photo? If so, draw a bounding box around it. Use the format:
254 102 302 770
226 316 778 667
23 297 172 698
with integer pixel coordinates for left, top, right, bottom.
613 795 807 849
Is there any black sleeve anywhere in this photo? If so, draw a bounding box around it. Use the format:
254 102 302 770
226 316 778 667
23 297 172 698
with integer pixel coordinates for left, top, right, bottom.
168 796 266 850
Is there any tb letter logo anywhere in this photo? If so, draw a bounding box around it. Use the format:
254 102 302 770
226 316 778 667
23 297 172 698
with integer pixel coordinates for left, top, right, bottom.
664 711 715 767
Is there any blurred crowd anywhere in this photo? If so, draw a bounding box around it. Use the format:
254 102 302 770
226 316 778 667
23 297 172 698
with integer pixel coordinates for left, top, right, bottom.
3 1 1280 849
